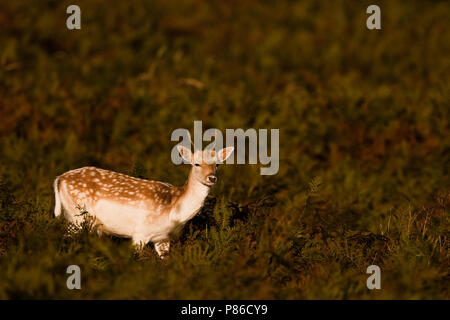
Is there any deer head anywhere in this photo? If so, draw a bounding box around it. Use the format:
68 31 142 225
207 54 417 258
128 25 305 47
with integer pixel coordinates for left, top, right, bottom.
177 145 234 187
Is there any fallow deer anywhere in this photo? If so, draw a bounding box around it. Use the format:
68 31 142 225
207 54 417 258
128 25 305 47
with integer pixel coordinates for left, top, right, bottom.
53 143 234 258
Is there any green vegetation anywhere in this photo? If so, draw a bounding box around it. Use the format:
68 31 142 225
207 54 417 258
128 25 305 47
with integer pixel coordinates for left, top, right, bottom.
0 0 448 299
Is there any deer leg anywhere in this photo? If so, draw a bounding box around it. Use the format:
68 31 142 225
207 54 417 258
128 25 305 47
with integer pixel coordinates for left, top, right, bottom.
65 222 82 237
94 222 105 236
132 236 149 251
154 240 170 259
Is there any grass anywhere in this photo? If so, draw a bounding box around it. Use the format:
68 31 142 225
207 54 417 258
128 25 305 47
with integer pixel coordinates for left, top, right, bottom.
0 0 449 299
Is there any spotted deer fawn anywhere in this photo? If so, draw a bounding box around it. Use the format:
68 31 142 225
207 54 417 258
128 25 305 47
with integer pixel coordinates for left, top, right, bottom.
53 143 234 258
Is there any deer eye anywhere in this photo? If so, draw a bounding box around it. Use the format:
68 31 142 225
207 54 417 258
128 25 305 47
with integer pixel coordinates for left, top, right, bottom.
194 163 200 167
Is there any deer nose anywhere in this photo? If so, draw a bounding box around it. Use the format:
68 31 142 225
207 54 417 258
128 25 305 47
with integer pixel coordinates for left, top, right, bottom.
207 175 217 184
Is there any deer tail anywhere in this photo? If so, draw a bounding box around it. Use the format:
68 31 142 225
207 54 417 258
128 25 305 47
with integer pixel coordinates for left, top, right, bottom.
53 176 62 217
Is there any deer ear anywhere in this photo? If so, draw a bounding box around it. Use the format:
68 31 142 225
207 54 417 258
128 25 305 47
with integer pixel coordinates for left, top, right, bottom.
217 147 234 163
177 145 193 164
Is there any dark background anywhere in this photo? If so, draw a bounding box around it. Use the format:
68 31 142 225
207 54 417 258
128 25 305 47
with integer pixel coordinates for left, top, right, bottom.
0 0 448 299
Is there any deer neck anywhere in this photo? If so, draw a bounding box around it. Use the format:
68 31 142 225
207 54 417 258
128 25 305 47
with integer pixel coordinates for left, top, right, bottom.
170 171 210 224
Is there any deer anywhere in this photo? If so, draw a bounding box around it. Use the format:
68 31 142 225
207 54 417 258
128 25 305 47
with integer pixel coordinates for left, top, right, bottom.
53 137 234 258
